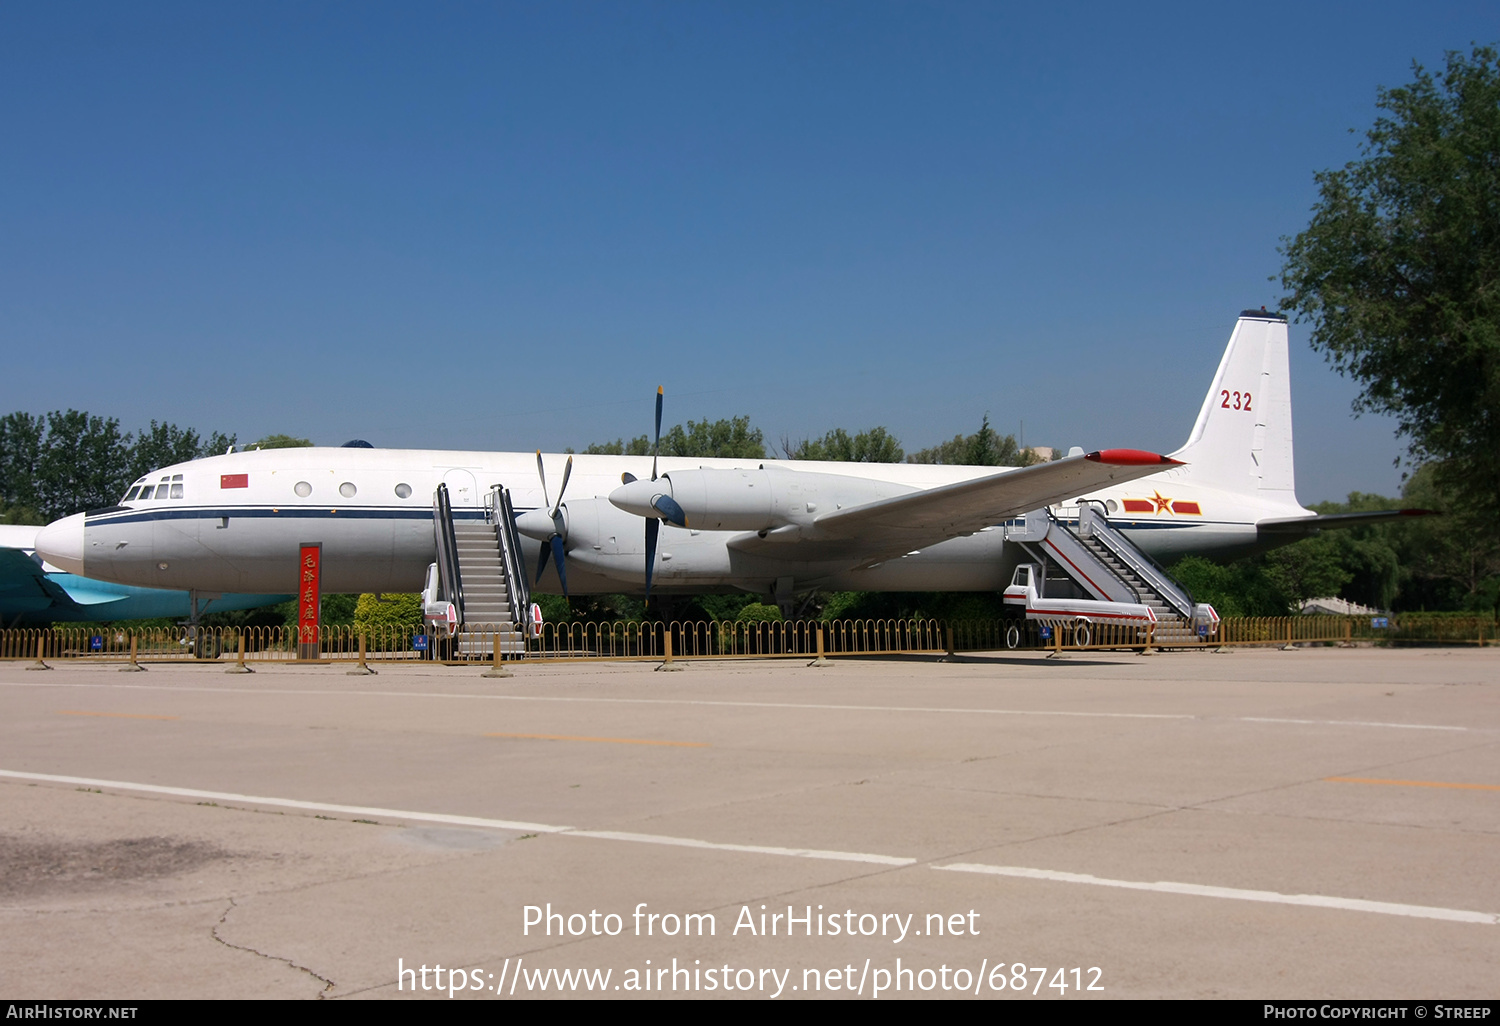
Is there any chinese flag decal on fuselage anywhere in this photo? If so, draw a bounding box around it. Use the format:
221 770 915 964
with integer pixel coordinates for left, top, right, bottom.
1122 491 1202 516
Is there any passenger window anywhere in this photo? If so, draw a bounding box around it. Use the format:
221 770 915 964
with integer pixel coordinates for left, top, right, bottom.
170 484 184 498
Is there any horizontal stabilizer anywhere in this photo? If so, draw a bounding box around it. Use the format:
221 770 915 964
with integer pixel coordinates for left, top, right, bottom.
1257 509 1439 535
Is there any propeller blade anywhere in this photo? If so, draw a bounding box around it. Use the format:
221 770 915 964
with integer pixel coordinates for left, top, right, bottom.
551 455 573 518
651 386 663 481
652 493 688 528
536 540 551 585
549 534 569 598
535 450 550 511
644 517 660 599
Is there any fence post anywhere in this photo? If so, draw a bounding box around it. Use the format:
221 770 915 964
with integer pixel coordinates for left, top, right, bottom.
1281 618 1296 651
348 633 378 676
1140 621 1157 656
26 634 51 671
938 625 960 663
656 624 684 671
118 634 148 673
807 625 832 668
1047 623 1065 659
481 631 512 678
224 631 253 674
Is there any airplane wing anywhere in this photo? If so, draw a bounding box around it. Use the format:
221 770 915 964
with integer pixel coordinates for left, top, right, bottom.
0 546 83 621
728 450 1179 563
1256 508 1439 536
814 448 1177 536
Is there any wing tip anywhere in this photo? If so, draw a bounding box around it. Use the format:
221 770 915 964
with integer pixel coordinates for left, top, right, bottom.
1085 449 1183 466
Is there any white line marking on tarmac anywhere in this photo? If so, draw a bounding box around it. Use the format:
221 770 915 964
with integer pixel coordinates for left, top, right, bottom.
5 767 1491 920
1239 717 1466 732
5 680 1475 730
0 769 913 867
570 830 913 866
0 769 568 834
934 863 1499 925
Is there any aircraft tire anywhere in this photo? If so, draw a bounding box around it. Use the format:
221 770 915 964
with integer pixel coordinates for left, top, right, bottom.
193 633 221 660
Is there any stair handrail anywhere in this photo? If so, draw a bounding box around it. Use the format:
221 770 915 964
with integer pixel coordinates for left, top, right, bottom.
491 485 531 626
433 483 465 622
1077 506 1195 619
1045 508 1143 603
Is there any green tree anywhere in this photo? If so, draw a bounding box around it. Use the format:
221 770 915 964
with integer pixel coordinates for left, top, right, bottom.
1279 45 1500 528
908 415 1037 467
783 426 905 463
1391 464 1500 615
250 434 314 450
581 417 766 460
0 412 45 515
128 422 237 480
36 410 131 518
353 593 424 629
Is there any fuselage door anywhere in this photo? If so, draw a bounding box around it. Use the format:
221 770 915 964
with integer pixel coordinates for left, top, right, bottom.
441 469 478 507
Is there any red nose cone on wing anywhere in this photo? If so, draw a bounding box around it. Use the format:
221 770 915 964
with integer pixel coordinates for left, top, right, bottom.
1085 449 1184 466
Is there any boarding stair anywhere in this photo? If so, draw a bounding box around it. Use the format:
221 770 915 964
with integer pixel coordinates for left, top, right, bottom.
1005 505 1216 643
426 483 531 658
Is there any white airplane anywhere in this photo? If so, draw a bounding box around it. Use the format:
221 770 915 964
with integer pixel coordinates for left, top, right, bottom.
35 311 1417 609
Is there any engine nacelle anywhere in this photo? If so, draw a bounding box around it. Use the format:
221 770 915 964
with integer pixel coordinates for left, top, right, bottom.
609 466 911 532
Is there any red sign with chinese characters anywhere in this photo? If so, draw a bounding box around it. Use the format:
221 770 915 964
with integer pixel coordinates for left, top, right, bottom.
220 474 249 489
298 544 321 646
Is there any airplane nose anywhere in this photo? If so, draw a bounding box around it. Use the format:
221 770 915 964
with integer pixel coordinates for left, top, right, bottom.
36 512 87 575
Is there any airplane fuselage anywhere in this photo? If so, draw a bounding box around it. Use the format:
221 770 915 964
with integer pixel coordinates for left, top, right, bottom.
39 445 1292 598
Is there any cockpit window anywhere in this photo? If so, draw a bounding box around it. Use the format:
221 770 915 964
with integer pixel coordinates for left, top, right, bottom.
170 483 184 498
138 486 155 500
124 486 142 501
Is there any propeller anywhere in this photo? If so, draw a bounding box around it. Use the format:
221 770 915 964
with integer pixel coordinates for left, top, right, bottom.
641 386 689 599
533 450 573 598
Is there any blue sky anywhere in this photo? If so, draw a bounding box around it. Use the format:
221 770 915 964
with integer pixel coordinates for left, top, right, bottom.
3 2 1496 501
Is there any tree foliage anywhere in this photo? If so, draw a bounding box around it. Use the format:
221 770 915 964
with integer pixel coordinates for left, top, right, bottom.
1279 45 1500 526
0 410 237 522
249 434 314 450
783 426 904 463
907 414 1038 466
582 416 766 459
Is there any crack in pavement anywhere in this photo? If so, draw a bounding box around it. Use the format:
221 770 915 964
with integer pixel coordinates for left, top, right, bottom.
211 897 336 998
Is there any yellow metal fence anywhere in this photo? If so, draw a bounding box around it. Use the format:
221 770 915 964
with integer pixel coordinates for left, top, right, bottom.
0 615 1490 666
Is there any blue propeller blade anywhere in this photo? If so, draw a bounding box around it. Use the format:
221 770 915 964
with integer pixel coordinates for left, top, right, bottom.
652 493 688 528
644 517 659 599
549 534 569 598
652 386 663 482
535 541 551 585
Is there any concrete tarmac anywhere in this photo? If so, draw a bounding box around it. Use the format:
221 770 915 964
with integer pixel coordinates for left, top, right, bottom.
1 647 1497 1000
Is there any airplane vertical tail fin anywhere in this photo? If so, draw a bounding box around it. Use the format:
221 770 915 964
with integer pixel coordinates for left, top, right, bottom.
1169 310 1301 507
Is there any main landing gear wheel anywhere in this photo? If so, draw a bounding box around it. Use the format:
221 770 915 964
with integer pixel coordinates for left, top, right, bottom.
1005 623 1021 650
1071 621 1091 648
192 632 221 660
